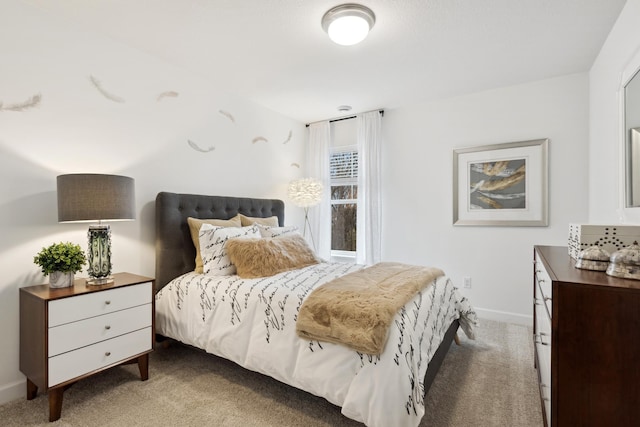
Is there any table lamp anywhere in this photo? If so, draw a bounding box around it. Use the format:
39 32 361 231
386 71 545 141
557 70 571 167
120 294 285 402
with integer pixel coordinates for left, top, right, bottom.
57 173 135 285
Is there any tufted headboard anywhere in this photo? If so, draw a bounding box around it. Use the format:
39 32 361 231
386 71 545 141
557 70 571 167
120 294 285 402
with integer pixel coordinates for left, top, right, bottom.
155 192 285 291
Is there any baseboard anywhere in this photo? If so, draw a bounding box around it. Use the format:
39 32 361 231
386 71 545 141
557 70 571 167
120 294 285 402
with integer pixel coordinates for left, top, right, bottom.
0 379 24 405
475 307 532 326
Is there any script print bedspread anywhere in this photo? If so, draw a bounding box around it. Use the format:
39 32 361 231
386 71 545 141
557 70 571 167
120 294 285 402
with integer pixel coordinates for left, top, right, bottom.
155 262 477 427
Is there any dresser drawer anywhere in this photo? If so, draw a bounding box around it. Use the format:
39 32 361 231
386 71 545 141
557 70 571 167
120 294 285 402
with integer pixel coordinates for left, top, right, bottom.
49 282 152 327
536 347 552 427
534 261 552 317
48 327 152 387
534 297 552 426
49 303 152 357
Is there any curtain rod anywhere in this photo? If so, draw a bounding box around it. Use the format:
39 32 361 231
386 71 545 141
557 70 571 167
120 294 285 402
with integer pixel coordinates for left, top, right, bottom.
305 109 384 127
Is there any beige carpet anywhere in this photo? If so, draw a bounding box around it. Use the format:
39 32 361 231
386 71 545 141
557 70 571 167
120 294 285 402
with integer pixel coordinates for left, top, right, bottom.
1 319 542 426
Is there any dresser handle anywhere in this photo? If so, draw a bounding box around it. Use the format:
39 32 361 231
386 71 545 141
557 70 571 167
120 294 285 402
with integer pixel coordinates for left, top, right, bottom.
544 296 552 302
105 300 111 305
534 334 550 346
534 298 543 305
105 325 111 330
105 351 111 357
540 384 551 402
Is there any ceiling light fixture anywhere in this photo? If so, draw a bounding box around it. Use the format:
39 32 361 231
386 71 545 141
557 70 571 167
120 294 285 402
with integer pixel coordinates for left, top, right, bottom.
321 4 376 46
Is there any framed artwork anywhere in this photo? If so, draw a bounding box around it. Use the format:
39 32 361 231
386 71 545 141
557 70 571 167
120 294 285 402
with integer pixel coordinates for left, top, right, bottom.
453 138 549 226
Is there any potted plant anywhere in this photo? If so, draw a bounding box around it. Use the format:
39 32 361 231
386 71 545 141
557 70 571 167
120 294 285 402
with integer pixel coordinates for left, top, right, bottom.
33 242 86 288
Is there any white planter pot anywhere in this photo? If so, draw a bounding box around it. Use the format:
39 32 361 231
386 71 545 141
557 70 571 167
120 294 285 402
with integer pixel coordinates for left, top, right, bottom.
49 271 74 288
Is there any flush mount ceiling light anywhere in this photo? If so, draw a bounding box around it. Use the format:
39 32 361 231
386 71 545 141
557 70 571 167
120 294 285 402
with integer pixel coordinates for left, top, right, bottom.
321 3 376 46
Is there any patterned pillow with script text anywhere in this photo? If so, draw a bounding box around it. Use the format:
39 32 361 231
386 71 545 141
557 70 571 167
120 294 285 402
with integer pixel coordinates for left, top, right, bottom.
199 223 260 276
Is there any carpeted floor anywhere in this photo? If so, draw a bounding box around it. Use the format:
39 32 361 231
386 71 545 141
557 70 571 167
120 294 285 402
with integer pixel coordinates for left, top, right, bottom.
0 319 542 426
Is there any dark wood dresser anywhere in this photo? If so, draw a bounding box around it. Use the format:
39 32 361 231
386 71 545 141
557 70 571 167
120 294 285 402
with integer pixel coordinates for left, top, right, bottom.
533 245 640 427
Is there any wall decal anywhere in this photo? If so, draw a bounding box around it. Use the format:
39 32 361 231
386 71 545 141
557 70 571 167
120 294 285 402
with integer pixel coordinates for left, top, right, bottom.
0 93 42 112
219 110 235 123
188 139 215 153
89 75 125 103
252 136 268 144
291 163 300 168
157 91 179 101
282 130 292 144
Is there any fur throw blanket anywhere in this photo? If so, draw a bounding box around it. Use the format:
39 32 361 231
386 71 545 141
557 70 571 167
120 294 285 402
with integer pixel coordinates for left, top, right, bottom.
296 262 444 355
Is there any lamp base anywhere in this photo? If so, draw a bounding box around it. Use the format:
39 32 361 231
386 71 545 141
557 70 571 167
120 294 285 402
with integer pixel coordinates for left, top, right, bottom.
86 276 115 286
87 224 113 282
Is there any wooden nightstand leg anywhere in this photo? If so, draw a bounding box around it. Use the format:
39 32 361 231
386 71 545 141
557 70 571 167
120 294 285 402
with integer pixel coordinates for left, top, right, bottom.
137 354 149 381
48 387 64 422
26 378 38 400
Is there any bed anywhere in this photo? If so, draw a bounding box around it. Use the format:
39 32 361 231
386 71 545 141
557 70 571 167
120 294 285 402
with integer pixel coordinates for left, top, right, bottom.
154 191 477 427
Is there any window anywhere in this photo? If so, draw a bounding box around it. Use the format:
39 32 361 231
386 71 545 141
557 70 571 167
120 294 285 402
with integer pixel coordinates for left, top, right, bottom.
330 147 358 256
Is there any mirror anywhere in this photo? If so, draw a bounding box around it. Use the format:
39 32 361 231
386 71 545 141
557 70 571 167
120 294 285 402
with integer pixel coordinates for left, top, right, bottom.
625 68 640 207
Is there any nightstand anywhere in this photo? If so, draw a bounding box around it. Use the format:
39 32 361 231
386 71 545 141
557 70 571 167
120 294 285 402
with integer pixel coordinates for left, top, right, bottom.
19 272 155 422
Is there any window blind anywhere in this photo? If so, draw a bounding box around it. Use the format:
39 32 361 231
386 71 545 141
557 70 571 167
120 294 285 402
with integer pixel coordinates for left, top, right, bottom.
330 149 358 180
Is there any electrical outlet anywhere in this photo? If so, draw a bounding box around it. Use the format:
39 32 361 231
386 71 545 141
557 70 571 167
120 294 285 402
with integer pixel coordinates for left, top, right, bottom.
463 276 472 289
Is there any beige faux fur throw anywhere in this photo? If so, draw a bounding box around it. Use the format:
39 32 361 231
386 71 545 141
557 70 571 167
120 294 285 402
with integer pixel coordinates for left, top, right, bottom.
296 262 444 355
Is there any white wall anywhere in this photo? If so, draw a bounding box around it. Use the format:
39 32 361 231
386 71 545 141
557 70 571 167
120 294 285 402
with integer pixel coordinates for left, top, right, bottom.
381 73 590 323
589 0 640 223
0 1 305 404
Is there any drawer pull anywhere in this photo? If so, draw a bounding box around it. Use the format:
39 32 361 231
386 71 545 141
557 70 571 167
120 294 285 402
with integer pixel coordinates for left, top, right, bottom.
544 296 552 302
105 300 111 305
105 351 111 357
540 384 551 402
105 325 111 330
534 334 550 346
534 298 543 305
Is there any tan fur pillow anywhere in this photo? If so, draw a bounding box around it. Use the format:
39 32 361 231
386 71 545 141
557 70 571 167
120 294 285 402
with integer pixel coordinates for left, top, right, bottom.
188 215 242 273
226 234 320 278
238 214 279 227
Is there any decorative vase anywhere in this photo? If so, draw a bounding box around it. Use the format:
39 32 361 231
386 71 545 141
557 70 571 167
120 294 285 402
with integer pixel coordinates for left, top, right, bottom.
49 271 74 288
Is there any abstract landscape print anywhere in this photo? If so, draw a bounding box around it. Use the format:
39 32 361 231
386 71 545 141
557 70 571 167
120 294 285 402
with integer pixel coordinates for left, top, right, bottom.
453 138 548 226
469 158 526 210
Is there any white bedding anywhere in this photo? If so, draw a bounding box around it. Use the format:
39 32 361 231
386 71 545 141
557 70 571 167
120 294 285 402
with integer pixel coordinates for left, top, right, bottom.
155 262 477 427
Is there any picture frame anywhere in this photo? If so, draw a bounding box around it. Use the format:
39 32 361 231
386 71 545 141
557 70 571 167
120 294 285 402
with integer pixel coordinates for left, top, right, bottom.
453 138 549 226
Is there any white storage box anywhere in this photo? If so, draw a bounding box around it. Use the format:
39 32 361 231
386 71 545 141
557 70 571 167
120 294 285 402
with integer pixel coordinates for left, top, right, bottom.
568 224 640 260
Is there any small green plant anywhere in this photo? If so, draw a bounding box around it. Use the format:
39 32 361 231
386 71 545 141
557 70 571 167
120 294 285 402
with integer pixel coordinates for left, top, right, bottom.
33 242 86 276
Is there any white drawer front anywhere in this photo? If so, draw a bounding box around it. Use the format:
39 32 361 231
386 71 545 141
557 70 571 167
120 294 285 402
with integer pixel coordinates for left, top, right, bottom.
48 327 151 387
534 292 552 426
535 261 553 317
49 303 152 357
49 282 152 327
537 347 552 427
534 299 551 345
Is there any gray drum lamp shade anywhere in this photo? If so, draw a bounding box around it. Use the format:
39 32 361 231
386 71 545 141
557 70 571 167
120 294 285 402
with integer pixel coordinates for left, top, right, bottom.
57 174 136 222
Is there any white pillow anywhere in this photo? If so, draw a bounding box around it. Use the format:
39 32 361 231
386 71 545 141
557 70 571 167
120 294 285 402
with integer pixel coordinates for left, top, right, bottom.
257 223 299 238
199 223 260 276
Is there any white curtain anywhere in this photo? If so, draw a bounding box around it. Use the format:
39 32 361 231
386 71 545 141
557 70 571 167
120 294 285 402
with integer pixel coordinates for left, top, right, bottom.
306 121 332 260
356 111 382 265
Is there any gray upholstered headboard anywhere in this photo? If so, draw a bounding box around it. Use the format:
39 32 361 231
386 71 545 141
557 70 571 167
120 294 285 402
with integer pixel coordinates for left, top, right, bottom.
155 192 285 291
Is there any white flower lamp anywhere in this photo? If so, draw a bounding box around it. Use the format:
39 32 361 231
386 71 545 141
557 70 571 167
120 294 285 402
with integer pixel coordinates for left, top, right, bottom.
288 178 323 249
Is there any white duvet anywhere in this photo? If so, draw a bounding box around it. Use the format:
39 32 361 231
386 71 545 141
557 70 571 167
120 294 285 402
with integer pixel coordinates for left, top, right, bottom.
155 262 477 427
